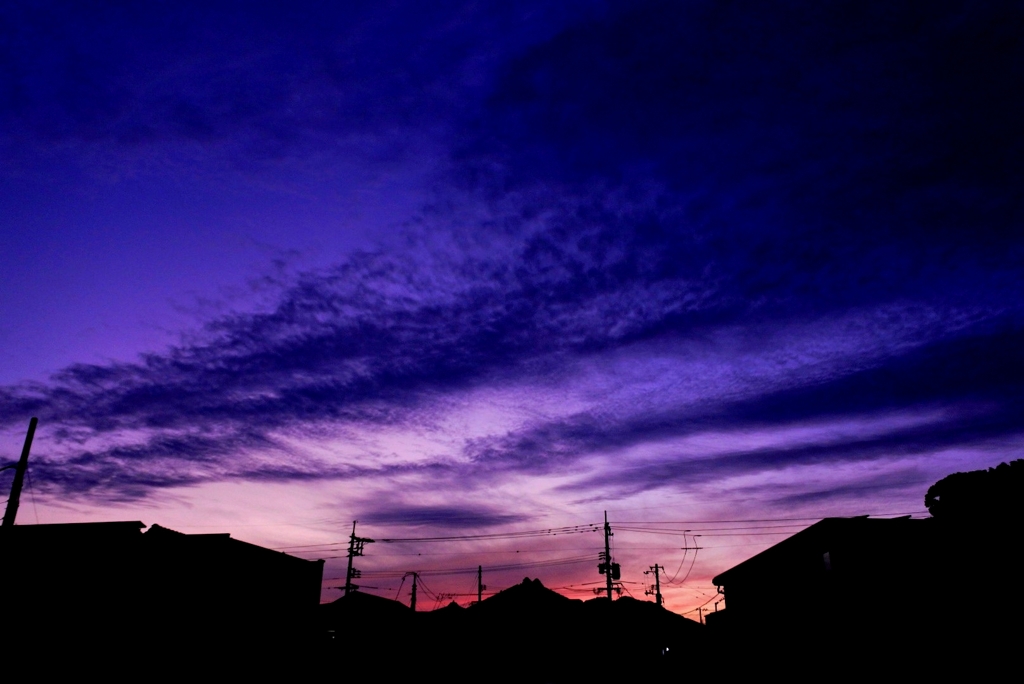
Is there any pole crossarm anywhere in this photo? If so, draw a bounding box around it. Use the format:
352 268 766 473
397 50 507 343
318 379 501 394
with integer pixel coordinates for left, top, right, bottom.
344 521 376 595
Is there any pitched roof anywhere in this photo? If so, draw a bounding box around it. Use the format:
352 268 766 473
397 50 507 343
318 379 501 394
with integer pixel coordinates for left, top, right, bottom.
711 516 932 586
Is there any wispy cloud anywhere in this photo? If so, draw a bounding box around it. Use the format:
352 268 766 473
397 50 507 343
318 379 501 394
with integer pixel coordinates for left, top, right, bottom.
360 504 530 529
2 0 1021 518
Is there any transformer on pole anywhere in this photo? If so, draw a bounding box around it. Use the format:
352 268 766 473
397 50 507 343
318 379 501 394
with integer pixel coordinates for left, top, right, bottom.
344 521 374 595
645 564 664 606
597 511 619 600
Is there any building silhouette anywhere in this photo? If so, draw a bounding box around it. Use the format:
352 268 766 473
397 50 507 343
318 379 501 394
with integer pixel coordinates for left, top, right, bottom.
709 512 1021 675
0 521 323 657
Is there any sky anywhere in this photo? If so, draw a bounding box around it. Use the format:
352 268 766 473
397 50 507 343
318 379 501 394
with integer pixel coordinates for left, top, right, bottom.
1 0 1022 613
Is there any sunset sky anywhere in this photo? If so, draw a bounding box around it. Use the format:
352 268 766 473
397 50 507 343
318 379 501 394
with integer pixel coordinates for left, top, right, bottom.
2 0 1021 613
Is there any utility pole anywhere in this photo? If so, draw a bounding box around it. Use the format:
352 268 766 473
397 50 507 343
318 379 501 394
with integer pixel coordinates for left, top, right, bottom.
477 565 486 604
3 417 38 528
645 564 664 606
344 521 374 595
410 572 418 612
597 511 619 601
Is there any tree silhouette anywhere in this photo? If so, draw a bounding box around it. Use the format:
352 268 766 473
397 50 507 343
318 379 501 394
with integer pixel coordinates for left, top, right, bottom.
925 459 1024 521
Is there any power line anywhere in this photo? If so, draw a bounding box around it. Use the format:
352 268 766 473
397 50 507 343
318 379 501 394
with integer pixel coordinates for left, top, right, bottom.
697 531 808 537
276 523 602 551
377 524 602 543
282 513 927 553
614 523 808 533
394 574 407 602
681 592 720 617
663 544 690 585
357 553 598 579
665 536 701 587
615 511 927 524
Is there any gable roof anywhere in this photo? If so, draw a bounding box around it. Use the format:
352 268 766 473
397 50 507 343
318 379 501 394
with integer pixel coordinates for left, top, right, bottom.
711 516 933 587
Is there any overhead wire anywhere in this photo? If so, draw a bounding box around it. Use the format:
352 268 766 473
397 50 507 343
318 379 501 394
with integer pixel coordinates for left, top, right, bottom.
681 591 721 617
312 511 928 609
662 533 691 584
614 511 927 524
275 523 602 552
358 553 597 579
394 574 407 602
416 574 441 603
665 537 700 587
283 512 925 556
377 524 602 544
614 523 807 533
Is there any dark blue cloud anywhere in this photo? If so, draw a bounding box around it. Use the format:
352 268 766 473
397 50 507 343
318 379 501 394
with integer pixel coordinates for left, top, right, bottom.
2 195 1020 502
465 316 1024 488
0 232 714 497
1 0 1021 506
460 0 1024 314
727 316 1024 423
769 469 929 507
360 504 530 529
558 414 1016 499
0 1 594 167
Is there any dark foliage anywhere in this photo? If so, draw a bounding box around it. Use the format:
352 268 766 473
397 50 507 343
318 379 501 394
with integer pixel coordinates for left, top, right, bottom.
925 458 1024 520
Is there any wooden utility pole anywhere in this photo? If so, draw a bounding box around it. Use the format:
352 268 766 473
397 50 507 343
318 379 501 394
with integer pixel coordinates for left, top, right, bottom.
477 565 486 604
3 417 38 527
410 572 418 612
604 511 613 600
597 511 619 600
646 564 664 606
344 521 374 595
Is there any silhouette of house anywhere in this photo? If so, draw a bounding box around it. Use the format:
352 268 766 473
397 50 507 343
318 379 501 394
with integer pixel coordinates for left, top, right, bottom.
708 513 1024 675
142 523 325 645
0 521 324 651
710 516 944 638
